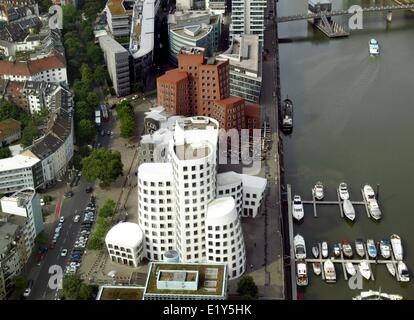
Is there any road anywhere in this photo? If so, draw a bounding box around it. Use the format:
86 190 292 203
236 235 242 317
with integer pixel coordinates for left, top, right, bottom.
25 96 114 300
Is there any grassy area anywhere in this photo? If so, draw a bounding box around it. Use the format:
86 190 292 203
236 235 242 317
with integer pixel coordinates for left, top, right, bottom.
99 287 144 300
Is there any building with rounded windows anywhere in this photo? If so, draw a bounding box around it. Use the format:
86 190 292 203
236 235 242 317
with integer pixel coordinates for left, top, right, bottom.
138 163 175 261
206 197 246 279
105 222 144 267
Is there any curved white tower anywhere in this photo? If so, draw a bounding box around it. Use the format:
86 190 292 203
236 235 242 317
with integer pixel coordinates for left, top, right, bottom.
169 116 219 263
206 197 246 279
138 162 175 261
105 222 144 267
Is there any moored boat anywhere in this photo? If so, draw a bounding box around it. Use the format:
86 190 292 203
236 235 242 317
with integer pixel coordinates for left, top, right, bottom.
367 239 377 259
296 260 308 286
342 199 355 221
292 195 304 221
294 234 306 260
345 262 356 276
379 239 391 259
313 181 324 200
338 182 349 200
358 261 371 280
333 243 341 257
390 234 403 261
397 261 410 282
321 241 329 258
363 185 382 220
342 240 353 258
353 290 402 300
281 97 293 132
312 245 319 258
355 239 365 257
386 263 396 277
312 262 322 276
324 260 336 283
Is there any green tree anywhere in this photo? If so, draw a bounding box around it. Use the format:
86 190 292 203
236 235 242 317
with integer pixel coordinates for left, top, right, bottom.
87 43 103 66
75 101 93 121
99 199 115 218
35 232 48 246
120 115 135 138
21 122 40 147
0 146 11 159
81 64 93 89
14 275 27 293
77 119 96 144
38 0 52 14
237 276 258 299
73 80 89 102
81 149 123 187
94 65 107 86
87 92 99 108
63 274 95 300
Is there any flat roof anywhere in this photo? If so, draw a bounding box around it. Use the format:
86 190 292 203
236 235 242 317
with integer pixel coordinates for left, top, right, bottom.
106 0 133 16
97 286 145 300
145 262 226 296
176 116 218 131
217 171 242 186
105 222 143 248
99 35 128 54
171 24 212 41
174 143 210 161
130 0 155 59
0 154 39 172
219 34 261 76
138 162 173 180
241 173 267 192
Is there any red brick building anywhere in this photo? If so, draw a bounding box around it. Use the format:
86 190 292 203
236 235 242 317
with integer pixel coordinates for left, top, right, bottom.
212 96 245 131
157 47 260 131
156 69 189 116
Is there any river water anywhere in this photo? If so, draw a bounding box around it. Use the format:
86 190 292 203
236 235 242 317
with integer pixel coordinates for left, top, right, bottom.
278 0 414 299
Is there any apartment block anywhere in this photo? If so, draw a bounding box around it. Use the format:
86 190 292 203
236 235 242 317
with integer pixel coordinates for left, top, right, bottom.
99 35 130 96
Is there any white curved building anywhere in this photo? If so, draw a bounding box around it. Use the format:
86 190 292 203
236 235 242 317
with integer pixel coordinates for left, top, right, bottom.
217 171 243 216
169 117 219 263
105 222 144 267
138 163 175 261
206 197 246 279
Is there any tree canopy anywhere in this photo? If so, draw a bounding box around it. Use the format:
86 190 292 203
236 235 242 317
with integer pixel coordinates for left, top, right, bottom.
116 101 136 138
63 274 96 300
77 119 96 144
81 149 123 187
237 276 258 299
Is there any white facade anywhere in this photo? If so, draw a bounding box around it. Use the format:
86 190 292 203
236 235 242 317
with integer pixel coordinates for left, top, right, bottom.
241 174 266 218
217 171 266 218
0 188 43 260
230 0 266 44
206 197 246 279
105 222 144 267
170 117 219 263
217 172 243 215
0 155 44 194
138 163 175 261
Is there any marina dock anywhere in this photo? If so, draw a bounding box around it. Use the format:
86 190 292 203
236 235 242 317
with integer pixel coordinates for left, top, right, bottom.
287 184 408 288
296 186 377 220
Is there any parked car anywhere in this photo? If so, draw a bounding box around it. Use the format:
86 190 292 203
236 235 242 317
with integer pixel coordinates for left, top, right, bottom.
23 280 34 297
73 215 81 222
64 191 74 198
40 198 45 206
59 217 65 223
85 187 93 193
61 249 68 257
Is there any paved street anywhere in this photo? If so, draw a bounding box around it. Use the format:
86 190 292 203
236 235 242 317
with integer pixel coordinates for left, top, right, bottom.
227 0 286 299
